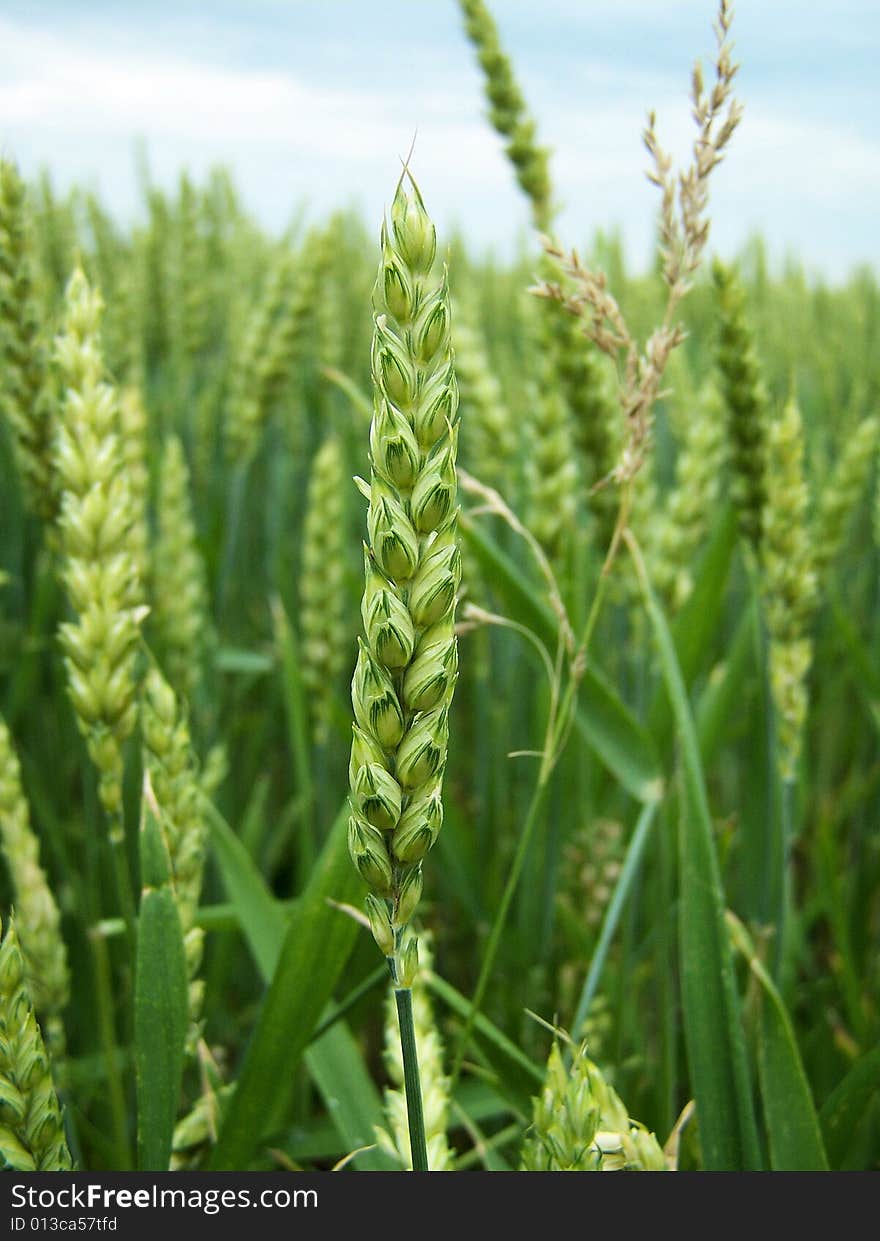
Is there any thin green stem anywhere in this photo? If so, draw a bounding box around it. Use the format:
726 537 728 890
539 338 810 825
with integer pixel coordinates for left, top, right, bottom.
394 986 429 1172
216 463 247 627
309 965 387 1045
108 816 137 950
570 800 658 1038
544 540 613 774
448 532 615 1089
449 774 551 1088
88 930 132 1169
774 776 795 981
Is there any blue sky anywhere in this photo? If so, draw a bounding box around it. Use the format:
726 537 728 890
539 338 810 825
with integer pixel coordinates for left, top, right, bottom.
1 1 878 279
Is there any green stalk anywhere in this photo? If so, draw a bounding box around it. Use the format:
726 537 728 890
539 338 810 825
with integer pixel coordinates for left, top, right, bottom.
394 985 429 1172
570 800 658 1038
108 812 138 951
774 776 796 982
310 965 387 1044
627 530 761 1170
449 775 551 1087
88 929 131 1170
216 463 247 626
449 539 616 1086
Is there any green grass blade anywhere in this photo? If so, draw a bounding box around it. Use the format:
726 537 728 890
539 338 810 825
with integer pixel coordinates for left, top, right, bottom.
135 792 190 1171
695 602 755 766
819 1045 880 1168
134 886 188 1170
213 647 275 675
461 516 662 801
134 887 188 1170
632 538 761 1170
828 593 880 738
570 801 659 1038
728 915 828 1169
272 596 316 869
204 800 287 976
574 663 664 804
426 970 543 1117
207 799 390 1169
648 504 738 742
305 1024 395 1171
209 802 363 1168
669 505 738 685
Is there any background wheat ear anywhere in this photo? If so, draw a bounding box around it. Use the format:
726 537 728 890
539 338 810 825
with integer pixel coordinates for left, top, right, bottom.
0 159 57 524
521 1035 666 1171
0 717 69 1056
0 912 73 1171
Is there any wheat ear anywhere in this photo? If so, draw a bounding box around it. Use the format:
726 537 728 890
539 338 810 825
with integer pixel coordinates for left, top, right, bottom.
349 172 460 1170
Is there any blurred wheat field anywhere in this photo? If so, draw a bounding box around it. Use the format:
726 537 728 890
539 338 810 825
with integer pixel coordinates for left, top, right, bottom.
0 0 878 1175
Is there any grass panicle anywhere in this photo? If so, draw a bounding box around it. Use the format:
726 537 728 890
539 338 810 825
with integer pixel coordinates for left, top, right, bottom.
534 0 741 501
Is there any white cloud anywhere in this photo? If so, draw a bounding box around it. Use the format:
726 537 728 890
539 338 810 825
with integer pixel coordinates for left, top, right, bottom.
0 12 876 276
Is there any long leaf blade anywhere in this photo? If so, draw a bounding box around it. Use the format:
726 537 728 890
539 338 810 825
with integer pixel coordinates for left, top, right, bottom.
134 886 188 1171
728 914 828 1170
462 516 662 801
634 542 761 1170
819 1045 880 1168
209 803 363 1169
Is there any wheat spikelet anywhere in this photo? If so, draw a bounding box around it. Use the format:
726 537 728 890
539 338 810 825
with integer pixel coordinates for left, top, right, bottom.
140 187 173 371
174 173 210 365
453 298 515 494
375 938 453 1170
0 913 73 1171
813 414 880 581
349 174 460 970
714 259 768 549
300 436 347 745
118 386 151 588
153 434 212 698
649 380 727 609
761 395 817 780
521 1039 666 1171
0 159 57 522
525 364 578 564
458 0 553 230
225 230 329 464
53 266 146 819
141 666 208 1033
551 304 620 544
0 718 69 1049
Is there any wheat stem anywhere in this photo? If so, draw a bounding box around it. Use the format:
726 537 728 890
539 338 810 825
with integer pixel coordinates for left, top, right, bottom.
393 984 429 1172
